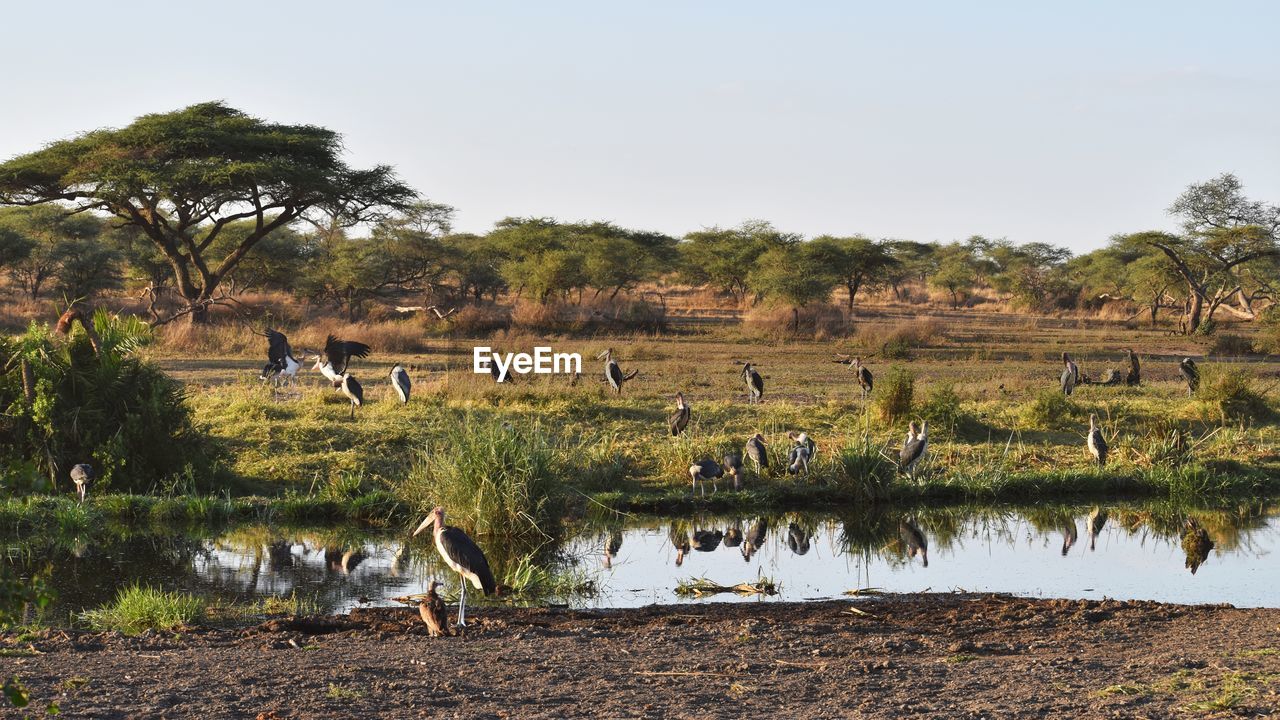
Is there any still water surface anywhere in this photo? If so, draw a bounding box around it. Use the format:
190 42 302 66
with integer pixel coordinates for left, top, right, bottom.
11 503 1277 620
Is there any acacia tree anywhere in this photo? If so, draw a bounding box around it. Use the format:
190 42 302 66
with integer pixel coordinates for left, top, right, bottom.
0 102 415 323
0 205 110 299
929 243 977 309
749 245 839 332
806 235 897 310
679 220 801 303
1133 174 1280 333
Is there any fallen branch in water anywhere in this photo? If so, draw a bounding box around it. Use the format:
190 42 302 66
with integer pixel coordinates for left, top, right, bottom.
674 577 779 598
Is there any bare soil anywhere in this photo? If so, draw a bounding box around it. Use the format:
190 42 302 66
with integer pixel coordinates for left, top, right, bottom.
5 594 1280 719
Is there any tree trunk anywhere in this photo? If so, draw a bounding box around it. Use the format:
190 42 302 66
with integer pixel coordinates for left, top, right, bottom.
187 302 210 325
1186 289 1204 334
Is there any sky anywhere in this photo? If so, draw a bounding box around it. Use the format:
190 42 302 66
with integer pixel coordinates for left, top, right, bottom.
2 1 1277 252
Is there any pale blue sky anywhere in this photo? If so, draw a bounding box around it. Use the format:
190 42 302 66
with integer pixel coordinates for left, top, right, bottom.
3 1 1277 251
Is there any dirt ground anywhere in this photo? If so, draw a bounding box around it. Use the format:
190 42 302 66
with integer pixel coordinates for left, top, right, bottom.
4 594 1279 719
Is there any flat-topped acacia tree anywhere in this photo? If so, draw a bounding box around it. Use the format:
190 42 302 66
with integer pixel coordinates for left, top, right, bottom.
0 102 416 323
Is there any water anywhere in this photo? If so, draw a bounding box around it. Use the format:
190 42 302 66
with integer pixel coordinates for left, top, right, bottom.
7 503 1278 621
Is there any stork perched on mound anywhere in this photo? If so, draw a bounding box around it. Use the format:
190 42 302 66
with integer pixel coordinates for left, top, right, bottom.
414 507 496 627
1060 352 1079 396
668 392 691 437
313 335 372 387
260 329 301 388
1179 358 1200 397
596 348 638 394
741 363 764 404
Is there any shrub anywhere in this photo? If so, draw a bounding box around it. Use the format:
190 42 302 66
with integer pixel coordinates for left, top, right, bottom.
1195 365 1270 425
918 384 969 434
742 303 850 340
858 319 942 359
1 565 51 628
872 367 914 423
1018 390 1080 430
1 310 216 494
1208 333 1253 357
81 584 205 634
831 435 894 501
448 304 511 336
511 299 666 334
400 416 559 541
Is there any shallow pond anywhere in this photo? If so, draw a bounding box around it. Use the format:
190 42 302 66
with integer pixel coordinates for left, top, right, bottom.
7 502 1278 621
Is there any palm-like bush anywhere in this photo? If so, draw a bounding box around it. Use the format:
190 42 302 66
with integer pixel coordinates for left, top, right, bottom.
1 309 212 495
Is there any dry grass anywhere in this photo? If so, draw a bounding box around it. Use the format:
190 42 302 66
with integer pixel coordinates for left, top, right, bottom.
742 303 850 340
857 318 945 358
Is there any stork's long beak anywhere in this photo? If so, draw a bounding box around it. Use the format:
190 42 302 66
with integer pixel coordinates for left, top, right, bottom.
412 516 434 537
595 349 609 360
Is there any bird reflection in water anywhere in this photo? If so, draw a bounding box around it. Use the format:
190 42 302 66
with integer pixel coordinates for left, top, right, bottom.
1088 507 1109 552
1182 519 1214 575
786 523 811 556
603 530 623 569
668 523 692 567
898 519 928 568
741 517 769 562
1061 521 1078 557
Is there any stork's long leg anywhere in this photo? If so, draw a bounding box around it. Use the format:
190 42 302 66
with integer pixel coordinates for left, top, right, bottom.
458 580 467 626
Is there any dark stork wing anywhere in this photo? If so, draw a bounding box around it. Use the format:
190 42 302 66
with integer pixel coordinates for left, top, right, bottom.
751 370 764 395
439 526 497 595
860 367 873 391
345 375 364 404
265 328 292 365
325 335 373 375
1180 360 1199 388
900 438 923 467
607 361 624 389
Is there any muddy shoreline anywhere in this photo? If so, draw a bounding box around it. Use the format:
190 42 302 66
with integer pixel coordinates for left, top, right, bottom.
4 594 1279 718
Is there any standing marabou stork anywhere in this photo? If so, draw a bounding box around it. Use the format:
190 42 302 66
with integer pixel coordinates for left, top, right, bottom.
341 373 364 418
1124 348 1141 386
741 363 764 404
668 392 690 437
1060 352 1079 396
414 507 496 627
70 463 94 504
1087 507 1108 551
1179 358 1200 397
390 365 411 404
899 421 928 482
418 580 448 637
313 335 372 388
260 329 301 388
688 458 723 496
745 433 769 475
786 431 814 475
723 452 744 490
1087 414 1107 467
898 519 929 567
597 348 638 394
852 357 873 399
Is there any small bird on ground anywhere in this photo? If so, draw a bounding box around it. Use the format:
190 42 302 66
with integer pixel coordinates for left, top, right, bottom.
419 580 449 637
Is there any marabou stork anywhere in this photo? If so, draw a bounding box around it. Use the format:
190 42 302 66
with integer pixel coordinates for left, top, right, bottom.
668 392 691 437
340 373 364 418
898 519 928 567
722 452 744 490
1087 506 1108 551
1061 520 1078 557
688 458 723 496
692 529 724 552
723 520 744 548
603 530 623 568
1124 348 1141 386
852 357 873 399
741 363 764 404
786 523 811 555
70 463 94 504
596 348 638 394
899 421 928 482
741 517 769 562
786 432 813 475
1179 358 1200 397
1087 414 1107 467
390 365 411 404
418 580 449 637
313 335 372 388
787 431 817 460
1060 352 1079 396
260 329 301 388
745 433 769 475
414 507 496 627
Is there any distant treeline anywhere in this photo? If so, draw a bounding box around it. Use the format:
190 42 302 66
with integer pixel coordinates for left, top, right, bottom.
1 103 1277 335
